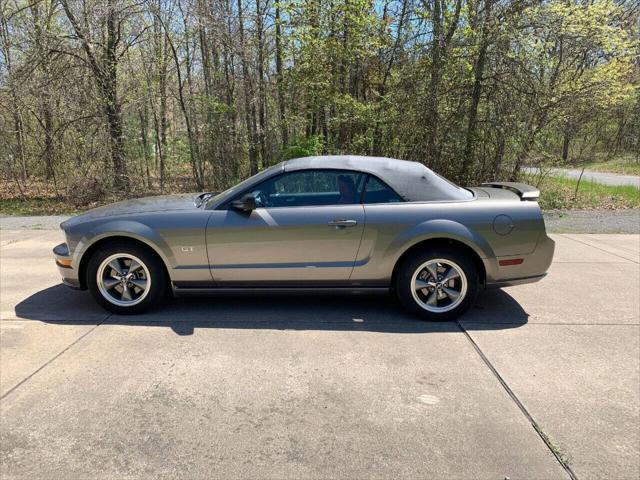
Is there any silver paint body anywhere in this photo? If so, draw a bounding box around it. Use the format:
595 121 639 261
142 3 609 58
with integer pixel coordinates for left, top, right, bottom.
54 156 555 292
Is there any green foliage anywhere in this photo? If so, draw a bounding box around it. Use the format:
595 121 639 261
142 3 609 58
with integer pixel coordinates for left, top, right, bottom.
534 176 640 210
0 198 84 216
281 135 325 161
582 155 640 176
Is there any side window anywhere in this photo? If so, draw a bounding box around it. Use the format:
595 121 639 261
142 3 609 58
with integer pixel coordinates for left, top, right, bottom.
363 176 403 204
248 170 366 208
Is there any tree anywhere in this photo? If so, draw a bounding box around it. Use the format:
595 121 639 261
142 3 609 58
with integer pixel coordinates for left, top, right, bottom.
59 0 131 188
1 0 637 206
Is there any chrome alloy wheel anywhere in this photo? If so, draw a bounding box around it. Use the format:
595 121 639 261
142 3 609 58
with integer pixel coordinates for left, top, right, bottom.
97 253 151 307
410 258 468 313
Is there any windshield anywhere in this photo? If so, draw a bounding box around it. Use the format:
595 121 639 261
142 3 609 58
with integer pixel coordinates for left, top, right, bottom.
204 163 283 208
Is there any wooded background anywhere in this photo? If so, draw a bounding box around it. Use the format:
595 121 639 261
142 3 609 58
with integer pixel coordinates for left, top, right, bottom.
1 0 638 205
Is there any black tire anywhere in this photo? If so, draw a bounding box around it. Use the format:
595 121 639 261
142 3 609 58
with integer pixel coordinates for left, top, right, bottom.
395 248 479 321
86 241 167 315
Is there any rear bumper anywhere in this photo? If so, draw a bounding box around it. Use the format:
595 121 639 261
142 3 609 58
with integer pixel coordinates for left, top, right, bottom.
487 273 546 288
485 234 555 287
53 243 82 289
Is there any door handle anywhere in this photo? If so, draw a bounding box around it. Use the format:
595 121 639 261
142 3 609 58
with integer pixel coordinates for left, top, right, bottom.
328 219 358 228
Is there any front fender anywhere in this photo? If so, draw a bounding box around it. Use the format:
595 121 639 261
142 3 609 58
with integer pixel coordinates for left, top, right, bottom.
73 219 174 269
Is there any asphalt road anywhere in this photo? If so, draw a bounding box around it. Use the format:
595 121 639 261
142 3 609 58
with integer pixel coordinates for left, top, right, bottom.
524 166 640 188
1 228 639 479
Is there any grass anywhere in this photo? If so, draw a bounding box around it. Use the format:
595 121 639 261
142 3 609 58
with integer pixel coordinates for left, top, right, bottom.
581 154 640 176
0 198 86 216
539 430 572 467
532 175 640 210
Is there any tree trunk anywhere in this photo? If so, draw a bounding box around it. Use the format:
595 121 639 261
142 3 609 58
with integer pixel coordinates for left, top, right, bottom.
31 1 57 183
181 3 204 187
197 9 222 187
423 0 442 166
255 0 268 166
460 41 488 182
222 0 241 181
0 15 28 183
237 0 259 175
103 91 128 188
43 103 55 181
102 0 128 188
164 8 203 190
138 106 152 189
422 0 461 167
562 131 570 162
60 0 129 189
461 0 493 183
275 0 288 148
492 130 505 177
372 0 407 156
511 128 537 181
152 0 169 192
11 107 27 182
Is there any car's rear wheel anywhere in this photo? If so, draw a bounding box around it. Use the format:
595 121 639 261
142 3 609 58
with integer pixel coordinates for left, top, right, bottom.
87 242 166 315
395 249 478 321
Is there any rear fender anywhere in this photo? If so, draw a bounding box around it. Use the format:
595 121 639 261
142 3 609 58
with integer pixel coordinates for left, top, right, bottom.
387 219 495 265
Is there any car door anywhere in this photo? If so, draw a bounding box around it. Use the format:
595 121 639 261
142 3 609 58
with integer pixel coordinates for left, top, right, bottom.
206 169 366 285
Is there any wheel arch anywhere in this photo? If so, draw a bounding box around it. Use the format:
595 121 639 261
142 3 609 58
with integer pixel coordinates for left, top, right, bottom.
78 235 171 290
391 237 487 289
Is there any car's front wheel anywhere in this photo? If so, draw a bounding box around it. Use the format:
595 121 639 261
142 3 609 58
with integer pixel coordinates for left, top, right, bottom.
395 249 478 321
87 242 167 315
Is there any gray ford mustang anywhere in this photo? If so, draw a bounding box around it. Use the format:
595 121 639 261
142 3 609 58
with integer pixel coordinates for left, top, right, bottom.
54 155 554 320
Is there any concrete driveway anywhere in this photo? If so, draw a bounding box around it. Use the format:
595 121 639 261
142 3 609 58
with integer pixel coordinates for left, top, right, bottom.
1 228 638 479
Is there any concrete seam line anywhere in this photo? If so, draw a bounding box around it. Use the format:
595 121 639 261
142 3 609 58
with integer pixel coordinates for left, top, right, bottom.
552 261 630 264
561 235 639 256
559 234 639 264
456 320 579 480
0 314 111 402
0 232 51 247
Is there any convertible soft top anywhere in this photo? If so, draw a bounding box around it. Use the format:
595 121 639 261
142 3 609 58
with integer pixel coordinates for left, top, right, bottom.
284 155 472 202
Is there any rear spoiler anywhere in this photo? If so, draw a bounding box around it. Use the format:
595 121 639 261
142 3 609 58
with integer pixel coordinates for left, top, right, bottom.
481 182 540 201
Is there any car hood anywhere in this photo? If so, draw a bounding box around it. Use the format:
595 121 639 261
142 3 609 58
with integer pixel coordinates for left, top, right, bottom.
61 193 200 229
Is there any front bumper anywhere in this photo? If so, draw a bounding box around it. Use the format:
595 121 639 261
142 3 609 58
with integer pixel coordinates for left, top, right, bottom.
53 243 82 289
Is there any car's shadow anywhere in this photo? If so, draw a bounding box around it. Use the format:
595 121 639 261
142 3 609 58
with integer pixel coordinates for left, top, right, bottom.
13 284 528 335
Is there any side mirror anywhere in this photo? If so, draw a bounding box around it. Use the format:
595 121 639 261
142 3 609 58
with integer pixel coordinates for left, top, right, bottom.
231 193 258 212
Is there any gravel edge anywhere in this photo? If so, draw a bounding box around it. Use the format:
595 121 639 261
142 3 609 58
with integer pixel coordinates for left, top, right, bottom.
543 209 640 234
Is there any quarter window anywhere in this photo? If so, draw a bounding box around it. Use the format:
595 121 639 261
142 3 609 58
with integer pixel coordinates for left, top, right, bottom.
363 176 403 204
